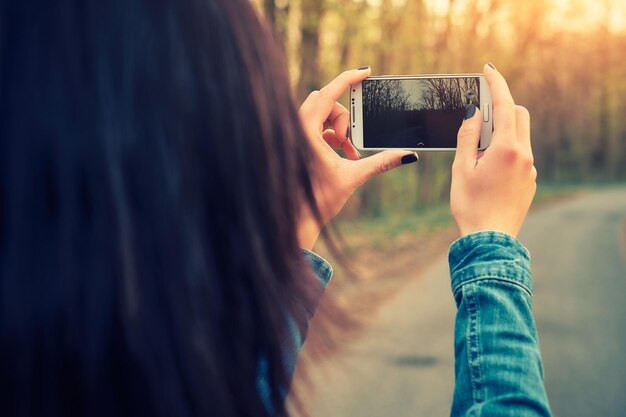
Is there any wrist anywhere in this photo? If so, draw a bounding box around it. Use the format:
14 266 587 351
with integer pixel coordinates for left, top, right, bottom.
297 214 322 251
459 227 519 238
456 219 522 238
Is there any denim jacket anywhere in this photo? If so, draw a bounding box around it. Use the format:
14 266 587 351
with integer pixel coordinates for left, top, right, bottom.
264 231 552 416
447 231 552 416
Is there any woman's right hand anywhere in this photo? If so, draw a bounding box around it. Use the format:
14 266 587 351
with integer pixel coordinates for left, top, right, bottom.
450 64 537 237
297 68 418 250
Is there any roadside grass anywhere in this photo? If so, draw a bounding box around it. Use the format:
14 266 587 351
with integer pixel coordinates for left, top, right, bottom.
327 181 595 255
333 204 453 252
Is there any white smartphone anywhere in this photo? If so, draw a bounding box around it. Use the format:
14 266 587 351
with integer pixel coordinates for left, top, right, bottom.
350 74 492 151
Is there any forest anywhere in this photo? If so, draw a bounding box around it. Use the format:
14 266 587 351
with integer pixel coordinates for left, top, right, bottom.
253 0 626 218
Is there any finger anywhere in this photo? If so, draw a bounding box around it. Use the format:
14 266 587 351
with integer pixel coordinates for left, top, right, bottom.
351 150 418 186
453 105 483 171
322 129 347 150
319 67 371 102
328 102 350 144
299 90 335 130
299 67 370 135
484 63 516 141
342 139 360 160
321 130 360 160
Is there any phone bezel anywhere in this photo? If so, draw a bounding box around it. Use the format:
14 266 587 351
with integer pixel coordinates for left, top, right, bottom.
350 73 492 151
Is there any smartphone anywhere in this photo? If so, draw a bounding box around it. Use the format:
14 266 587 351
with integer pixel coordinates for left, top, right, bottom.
350 74 492 151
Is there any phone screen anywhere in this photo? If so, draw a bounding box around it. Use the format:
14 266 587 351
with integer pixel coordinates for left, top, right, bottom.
361 77 480 148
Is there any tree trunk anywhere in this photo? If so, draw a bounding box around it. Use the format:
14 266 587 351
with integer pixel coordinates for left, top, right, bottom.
297 0 324 101
593 20 611 177
263 0 289 52
263 0 276 26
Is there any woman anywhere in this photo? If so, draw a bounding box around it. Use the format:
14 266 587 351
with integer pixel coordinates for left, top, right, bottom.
0 0 550 416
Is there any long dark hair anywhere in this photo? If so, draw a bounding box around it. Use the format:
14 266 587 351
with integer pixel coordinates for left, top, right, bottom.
0 1 320 416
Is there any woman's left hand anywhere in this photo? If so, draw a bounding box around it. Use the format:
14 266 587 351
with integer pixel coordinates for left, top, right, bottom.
297 67 417 250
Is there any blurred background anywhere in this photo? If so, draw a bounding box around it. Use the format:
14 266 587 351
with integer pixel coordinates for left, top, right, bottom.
251 1 626 416
253 0 626 219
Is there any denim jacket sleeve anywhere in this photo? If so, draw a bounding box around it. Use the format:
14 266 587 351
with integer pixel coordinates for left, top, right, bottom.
256 249 333 411
449 231 552 417
285 249 334 356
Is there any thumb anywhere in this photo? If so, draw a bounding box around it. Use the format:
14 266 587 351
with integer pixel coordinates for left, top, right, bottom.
454 104 482 170
352 150 418 185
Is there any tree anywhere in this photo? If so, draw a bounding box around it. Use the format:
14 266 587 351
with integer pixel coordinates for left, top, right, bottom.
363 80 411 117
420 77 479 110
297 0 325 101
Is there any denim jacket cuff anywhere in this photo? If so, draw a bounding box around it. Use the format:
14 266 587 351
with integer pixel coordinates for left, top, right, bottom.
301 248 333 289
448 231 532 297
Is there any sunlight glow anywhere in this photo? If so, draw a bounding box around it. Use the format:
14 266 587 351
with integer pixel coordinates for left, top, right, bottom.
423 0 626 32
551 0 626 32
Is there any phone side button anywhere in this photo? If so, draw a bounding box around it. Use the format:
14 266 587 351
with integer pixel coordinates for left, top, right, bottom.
482 103 490 122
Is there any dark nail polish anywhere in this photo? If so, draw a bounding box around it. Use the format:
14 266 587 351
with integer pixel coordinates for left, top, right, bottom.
358 66 370 70
487 62 497 70
345 127 350 138
401 153 418 165
465 104 476 120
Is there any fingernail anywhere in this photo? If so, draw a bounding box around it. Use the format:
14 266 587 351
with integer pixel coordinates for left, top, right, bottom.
401 153 418 165
465 104 476 120
358 66 370 70
487 62 497 71
345 127 350 138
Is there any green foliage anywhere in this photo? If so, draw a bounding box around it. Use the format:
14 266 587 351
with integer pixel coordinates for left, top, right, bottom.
334 181 607 253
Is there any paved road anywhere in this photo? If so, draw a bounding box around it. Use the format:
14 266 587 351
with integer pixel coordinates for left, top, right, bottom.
309 187 626 417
